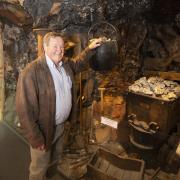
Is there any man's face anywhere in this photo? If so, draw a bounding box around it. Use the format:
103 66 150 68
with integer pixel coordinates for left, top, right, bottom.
44 36 64 64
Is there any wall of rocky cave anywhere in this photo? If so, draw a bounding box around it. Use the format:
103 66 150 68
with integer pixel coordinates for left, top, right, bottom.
1 0 180 126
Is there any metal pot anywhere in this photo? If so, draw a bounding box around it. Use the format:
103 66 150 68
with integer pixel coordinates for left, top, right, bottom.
89 40 118 71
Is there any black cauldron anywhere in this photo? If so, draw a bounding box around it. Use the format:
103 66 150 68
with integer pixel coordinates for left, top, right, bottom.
89 40 118 71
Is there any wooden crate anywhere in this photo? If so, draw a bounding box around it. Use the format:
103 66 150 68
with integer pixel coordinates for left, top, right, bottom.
86 148 145 180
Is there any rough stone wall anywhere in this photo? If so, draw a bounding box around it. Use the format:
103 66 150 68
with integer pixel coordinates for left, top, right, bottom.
1 0 180 123
141 24 180 72
22 0 152 28
3 24 37 97
1 1 179 79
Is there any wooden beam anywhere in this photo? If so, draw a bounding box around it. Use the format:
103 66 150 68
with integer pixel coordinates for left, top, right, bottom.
143 70 180 81
0 23 4 120
0 2 33 26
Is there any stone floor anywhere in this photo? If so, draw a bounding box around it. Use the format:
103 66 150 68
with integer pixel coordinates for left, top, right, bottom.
0 120 179 180
0 121 29 180
0 121 68 180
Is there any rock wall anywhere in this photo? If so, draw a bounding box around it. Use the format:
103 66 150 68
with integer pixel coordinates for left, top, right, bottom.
0 0 180 130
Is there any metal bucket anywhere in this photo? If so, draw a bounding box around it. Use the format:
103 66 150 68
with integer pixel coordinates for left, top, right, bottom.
88 21 119 71
89 40 118 71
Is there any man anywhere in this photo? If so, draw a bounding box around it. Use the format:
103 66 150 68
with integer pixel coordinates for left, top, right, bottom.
16 32 103 180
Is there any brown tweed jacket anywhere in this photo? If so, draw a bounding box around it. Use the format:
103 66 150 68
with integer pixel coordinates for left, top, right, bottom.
16 47 93 150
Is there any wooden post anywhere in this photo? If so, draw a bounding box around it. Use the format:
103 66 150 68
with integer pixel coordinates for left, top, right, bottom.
98 87 105 114
33 28 50 57
79 72 83 134
0 23 4 120
37 33 44 57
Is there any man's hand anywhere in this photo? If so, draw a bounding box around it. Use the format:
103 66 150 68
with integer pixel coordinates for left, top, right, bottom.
36 144 45 151
88 37 104 50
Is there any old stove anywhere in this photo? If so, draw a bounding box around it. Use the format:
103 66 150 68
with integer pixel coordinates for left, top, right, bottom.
126 91 180 149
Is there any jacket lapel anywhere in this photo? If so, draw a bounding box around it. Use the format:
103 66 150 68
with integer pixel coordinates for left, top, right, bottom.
39 56 56 122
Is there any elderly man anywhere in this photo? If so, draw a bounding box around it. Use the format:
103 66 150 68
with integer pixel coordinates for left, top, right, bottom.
16 32 102 180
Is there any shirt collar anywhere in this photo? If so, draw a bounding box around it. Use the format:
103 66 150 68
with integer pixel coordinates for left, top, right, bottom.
45 54 63 69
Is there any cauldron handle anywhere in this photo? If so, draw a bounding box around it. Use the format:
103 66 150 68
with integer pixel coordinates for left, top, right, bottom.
88 21 119 41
